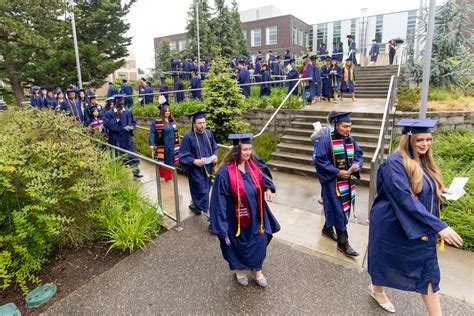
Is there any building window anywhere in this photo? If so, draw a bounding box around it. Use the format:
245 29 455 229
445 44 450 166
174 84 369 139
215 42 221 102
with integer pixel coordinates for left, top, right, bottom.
242 30 247 42
317 23 327 50
375 15 383 44
333 21 341 45
292 26 298 45
169 42 177 51
251 28 261 47
351 18 357 42
266 26 277 45
256 10 260 20
298 29 303 46
304 32 309 48
406 10 417 46
178 40 186 52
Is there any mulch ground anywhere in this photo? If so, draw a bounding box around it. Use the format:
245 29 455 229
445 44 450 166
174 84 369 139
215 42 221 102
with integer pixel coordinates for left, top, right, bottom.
0 243 129 315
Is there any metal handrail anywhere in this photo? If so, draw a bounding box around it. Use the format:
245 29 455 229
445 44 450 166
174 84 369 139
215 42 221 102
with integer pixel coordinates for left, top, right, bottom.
89 136 182 231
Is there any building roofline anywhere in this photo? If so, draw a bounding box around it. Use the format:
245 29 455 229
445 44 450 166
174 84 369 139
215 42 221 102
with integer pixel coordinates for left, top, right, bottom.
241 14 311 27
311 7 421 25
154 32 187 40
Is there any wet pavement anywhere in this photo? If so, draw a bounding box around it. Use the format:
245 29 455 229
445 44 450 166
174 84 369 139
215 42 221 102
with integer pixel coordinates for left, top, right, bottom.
305 98 387 113
47 215 474 315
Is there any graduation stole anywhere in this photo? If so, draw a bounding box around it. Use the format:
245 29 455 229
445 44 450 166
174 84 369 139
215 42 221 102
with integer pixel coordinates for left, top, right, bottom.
343 65 354 84
228 158 265 237
194 130 214 178
154 119 180 164
330 66 339 87
330 132 356 215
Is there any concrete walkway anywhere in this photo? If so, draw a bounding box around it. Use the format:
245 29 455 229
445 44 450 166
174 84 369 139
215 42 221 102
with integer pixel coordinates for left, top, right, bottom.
46 160 474 314
304 98 387 113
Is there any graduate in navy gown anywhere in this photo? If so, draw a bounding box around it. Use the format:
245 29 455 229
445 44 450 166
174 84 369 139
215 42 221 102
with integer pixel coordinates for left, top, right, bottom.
173 76 185 103
254 57 262 83
283 50 291 67
103 97 142 178
340 58 356 101
369 39 379 65
286 59 299 96
144 81 154 105
148 106 179 182
328 57 342 103
30 86 41 108
320 57 332 101
308 55 321 102
236 60 251 97
367 119 463 314
210 133 280 287
107 82 118 97
179 111 218 214
259 64 271 97
39 87 48 108
61 89 84 123
53 92 66 111
272 56 284 88
318 43 328 57
347 35 357 65
190 69 202 100
119 78 134 108
332 42 343 63
159 76 169 101
45 89 56 108
315 112 363 257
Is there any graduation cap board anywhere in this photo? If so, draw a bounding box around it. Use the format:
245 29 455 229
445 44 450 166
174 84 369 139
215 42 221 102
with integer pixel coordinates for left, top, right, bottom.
329 112 352 124
396 119 437 135
189 111 208 122
228 133 253 146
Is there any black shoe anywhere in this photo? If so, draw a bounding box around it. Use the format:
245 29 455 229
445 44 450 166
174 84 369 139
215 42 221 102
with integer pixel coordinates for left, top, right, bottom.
321 228 337 241
189 204 202 215
133 173 143 178
337 242 359 257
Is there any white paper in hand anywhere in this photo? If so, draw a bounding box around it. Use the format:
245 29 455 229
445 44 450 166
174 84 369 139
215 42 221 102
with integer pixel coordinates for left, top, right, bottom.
313 121 322 132
441 177 468 201
202 155 217 165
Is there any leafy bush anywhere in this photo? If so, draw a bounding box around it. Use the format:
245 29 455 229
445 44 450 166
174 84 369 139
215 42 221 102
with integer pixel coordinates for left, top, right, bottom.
254 132 280 162
170 99 206 117
131 104 160 117
433 130 474 251
397 87 421 111
0 109 161 294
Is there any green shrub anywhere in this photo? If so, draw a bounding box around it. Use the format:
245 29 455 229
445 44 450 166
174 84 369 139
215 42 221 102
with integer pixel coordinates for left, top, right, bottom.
170 99 206 117
397 87 421 111
131 104 160 117
0 109 161 294
254 132 280 162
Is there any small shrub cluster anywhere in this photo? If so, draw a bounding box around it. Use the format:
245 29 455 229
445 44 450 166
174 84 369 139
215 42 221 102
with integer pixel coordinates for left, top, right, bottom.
0 109 161 294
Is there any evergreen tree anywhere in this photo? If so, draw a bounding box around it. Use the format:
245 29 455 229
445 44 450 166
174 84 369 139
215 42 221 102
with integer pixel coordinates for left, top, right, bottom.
155 39 172 76
230 0 249 58
185 0 215 59
203 51 249 143
0 0 136 105
212 0 234 58
407 0 473 90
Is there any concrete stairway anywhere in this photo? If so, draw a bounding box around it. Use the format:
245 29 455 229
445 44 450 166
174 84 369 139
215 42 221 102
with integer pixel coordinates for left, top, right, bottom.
353 65 397 98
267 109 390 186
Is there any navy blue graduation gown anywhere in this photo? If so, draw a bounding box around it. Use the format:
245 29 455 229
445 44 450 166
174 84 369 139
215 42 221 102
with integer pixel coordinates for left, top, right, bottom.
45 97 55 108
283 54 291 67
348 42 357 64
103 108 139 166
369 43 380 62
190 76 202 100
144 86 154 104
159 84 169 100
254 62 261 83
174 81 185 103
368 153 448 294
107 86 118 97
149 120 175 166
120 83 133 107
236 67 250 97
314 132 363 230
320 65 332 98
259 70 271 96
210 157 281 271
340 66 356 93
179 130 218 211
286 68 299 96
30 95 42 108
334 48 344 62
61 98 84 122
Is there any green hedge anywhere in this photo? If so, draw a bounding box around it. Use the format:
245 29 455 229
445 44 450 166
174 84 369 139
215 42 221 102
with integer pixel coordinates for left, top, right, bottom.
0 109 161 294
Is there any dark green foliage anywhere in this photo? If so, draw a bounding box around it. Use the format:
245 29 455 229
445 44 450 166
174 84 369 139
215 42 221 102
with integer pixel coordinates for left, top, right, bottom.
203 53 250 142
0 109 160 294
0 0 136 105
185 0 215 59
406 0 473 91
154 39 172 77
253 133 280 162
397 87 421 111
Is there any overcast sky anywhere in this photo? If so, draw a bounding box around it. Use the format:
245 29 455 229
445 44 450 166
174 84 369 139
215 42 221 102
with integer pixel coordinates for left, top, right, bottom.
126 0 446 70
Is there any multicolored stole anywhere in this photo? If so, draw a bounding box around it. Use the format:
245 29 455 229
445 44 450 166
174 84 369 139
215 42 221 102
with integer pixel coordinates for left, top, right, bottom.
154 119 180 164
343 65 354 85
330 132 356 216
228 158 265 237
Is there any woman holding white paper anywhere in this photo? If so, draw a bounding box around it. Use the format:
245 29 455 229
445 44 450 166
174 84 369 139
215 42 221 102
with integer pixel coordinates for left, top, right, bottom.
368 119 463 315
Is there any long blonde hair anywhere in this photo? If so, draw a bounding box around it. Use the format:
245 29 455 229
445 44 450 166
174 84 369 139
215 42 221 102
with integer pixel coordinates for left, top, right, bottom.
397 134 444 199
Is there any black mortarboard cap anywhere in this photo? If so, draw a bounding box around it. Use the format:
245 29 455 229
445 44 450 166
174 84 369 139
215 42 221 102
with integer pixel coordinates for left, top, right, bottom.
329 112 352 124
89 106 98 115
310 55 318 60
189 111 208 122
113 94 125 100
87 95 97 99
140 77 146 81
40 86 47 90
228 133 253 146
105 97 114 102
86 83 92 88
289 58 296 64
396 119 438 135
32 85 40 90
238 60 246 65
122 78 128 82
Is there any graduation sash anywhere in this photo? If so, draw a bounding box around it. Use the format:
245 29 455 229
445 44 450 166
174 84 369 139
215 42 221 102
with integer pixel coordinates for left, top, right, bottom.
343 66 354 85
228 158 265 237
330 66 340 87
330 132 356 216
154 119 180 164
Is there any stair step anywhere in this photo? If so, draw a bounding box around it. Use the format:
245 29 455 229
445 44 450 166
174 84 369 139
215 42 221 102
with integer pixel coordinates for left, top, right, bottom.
295 110 385 118
284 129 390 142
293 115 384 125
280 135 382 151
290 122 386 134
266 159 370 186
276 142 388 159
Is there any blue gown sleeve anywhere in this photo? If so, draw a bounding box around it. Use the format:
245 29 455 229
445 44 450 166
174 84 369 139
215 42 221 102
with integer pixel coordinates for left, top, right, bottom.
211 132 219 157
315 135 341 183
178 135 195 173
209 167 230 238
381 158 448 239
351 137 364 179
103 111 121 132
148 121 156 146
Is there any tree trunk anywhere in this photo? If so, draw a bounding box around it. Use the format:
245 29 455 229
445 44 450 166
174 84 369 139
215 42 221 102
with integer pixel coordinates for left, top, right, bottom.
3 55 25 106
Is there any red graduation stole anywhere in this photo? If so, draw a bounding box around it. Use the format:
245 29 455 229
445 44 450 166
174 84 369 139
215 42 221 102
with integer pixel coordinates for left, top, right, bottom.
228 158 265 237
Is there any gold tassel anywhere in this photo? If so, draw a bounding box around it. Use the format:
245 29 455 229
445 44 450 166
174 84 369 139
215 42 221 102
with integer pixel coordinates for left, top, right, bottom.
260 225 264 234
438 238 445 252
421 236 428 241
236 225 241 237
